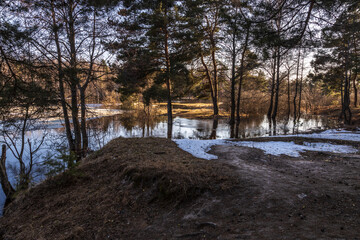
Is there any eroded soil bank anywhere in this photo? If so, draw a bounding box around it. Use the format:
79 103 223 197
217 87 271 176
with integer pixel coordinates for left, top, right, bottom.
1 138 360 239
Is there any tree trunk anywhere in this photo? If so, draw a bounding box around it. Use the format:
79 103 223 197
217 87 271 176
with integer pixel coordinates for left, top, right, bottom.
343 71 352 124
298 53 304 119
79 9 96 155
293 49 301 120
164 7 173 139
341 43 352 124
229 9 240 133
68 1 82 160
50 0 75 152
71 86 82 160
211 48 219 117
200 53 218 117
287 67 291 119
342 63 352 123
267 53 277 119
272 46 281 121
271 10 282 122
210 119 218 139
209 12 220 117
0 145 15 207
353 74 358 108
341 77 344 111
353 35 358 107
79 87 88 156
230 29 237 129
235 25 250 129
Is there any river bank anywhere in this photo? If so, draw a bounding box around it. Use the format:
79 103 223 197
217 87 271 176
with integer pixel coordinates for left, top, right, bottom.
1 135 360 239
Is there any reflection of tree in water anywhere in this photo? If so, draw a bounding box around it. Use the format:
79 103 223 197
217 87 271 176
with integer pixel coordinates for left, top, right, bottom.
75 112 338 147
173 118 216 139
86 112 168 149
88 115 114 132
235 115 268 138
270 113 337 136
117 112 164 132
210 119 218 139
232 112 336 138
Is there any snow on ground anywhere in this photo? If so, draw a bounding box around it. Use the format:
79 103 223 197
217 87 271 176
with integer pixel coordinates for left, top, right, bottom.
276 129 360 142
230 141 358 157
174 138 358 160
173 139 227 160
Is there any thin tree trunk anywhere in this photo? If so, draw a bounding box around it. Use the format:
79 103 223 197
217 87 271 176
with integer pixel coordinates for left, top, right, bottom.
298 53 304 119
353 74 358 108
209 11 220 117
353 37 358 107
78 9 97 156
343 70 352 124
272 46 281 121
293 48 301 120
210 119 218 139
267 53 277 119
0 145 15 207
68 1 82 160
230 28 237 129
165 32 173 138
229 9 240 133
70 86 82 160
79 87 88 156
349 70 352 107
341 77 344 112
342 44 352 124
271 9 282 122
164 6 173 139
200 52 217 116
18 107 30 189
287 67 291 119
210 47 219 117
50 0 75 152
235 25 250 126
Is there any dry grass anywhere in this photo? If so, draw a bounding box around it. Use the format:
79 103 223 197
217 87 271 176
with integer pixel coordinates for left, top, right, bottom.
0 138 238 240
155 102 228 119
314 105 360 125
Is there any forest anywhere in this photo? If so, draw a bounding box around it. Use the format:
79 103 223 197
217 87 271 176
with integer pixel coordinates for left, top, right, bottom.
0 0 360 229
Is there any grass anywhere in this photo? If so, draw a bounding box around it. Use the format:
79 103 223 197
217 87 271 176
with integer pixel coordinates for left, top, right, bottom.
155 102 248 119
0 138 239 240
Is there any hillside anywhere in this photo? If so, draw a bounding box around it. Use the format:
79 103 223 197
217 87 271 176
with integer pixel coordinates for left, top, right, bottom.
0 138 239 239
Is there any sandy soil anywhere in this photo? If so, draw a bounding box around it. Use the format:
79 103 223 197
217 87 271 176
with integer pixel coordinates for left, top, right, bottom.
1 138 360 239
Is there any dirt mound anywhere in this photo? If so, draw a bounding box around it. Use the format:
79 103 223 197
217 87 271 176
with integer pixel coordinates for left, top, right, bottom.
0 138 239 240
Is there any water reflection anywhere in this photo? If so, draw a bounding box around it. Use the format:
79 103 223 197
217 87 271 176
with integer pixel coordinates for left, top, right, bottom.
87 113 336 142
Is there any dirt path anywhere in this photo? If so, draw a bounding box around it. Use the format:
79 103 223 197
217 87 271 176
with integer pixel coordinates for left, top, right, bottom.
172 144 360 239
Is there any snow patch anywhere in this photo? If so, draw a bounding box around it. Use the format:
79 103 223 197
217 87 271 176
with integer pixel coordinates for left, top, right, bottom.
173 139 227 160
277 129 360 142
174 139 358 160
230 141 358 157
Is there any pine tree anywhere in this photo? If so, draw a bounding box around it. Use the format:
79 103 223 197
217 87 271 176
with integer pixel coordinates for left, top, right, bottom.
312 2 360 124
111 0 198 137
